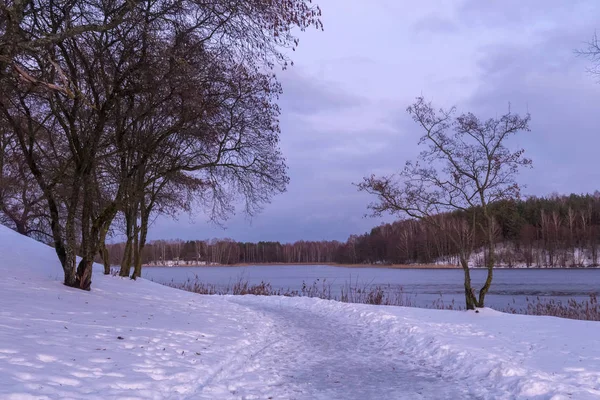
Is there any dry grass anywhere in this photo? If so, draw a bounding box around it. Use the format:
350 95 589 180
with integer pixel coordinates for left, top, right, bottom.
166 276 414 306
506 294 600 321
162 276 600 321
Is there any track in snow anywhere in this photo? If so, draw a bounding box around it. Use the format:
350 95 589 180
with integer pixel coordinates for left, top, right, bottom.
223 297 478 400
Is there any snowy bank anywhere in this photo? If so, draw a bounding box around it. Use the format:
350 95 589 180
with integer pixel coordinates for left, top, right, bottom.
0 224 599 399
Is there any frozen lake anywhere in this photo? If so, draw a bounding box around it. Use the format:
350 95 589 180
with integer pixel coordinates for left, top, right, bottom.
142 265 600 311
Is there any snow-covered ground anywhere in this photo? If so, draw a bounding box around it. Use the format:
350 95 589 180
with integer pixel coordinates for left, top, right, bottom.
436 244 600 269
1 225 600 399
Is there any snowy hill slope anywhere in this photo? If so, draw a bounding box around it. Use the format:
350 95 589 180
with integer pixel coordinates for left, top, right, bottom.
1 224 600 399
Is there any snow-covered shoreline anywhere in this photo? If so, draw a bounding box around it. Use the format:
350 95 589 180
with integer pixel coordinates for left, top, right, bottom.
1 225 600 399
141 260 600 269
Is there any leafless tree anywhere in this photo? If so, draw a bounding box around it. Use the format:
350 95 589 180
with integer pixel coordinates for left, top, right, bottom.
1 0 136 81
0 119 49 239
358 97 531 309
101 27 289 279
577 32 600 77
1 0 322 290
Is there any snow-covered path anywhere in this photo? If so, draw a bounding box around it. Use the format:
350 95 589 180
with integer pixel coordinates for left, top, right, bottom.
225 297 470 399
2 225 600 399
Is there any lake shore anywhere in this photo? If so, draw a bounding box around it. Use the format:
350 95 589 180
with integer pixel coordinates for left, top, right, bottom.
141 262 600 269
142 262 461 269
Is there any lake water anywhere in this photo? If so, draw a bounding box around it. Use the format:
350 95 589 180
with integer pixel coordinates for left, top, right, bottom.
142 265 600 311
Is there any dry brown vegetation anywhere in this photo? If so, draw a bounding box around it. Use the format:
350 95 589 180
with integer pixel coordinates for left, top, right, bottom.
165 277 415 307
162 276 600 321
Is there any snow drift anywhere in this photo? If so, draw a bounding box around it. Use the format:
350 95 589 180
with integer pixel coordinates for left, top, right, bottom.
0 224 599 399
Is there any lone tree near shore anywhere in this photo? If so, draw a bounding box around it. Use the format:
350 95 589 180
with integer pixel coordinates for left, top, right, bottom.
358 97 531 309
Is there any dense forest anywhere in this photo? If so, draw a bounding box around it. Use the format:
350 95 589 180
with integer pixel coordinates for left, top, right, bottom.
103 193 600 268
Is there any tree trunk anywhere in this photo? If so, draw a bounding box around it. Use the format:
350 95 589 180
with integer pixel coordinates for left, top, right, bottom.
76 258 93 290
99 224 111 275
92 201 119 275
76 173 94 290
45 194 73 286
18 137 74 286
64 172 82 287
98 219 110 275
119 200 137 277
63 210 79 288
14 220 26 235
477 216 495 308
63 258 77 287
119 237 133 277
460 256 477 310
131 210 149 279
131 218 140 279
132 237 141 279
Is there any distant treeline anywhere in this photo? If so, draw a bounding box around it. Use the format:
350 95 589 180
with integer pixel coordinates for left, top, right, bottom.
104 239 342 266
104 193 600 267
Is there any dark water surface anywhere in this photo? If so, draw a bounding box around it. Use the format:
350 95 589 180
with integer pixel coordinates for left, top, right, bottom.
142 265 600 310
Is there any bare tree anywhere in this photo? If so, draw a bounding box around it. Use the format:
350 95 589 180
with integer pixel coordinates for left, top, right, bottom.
1 0 136 80
0 119 49 239
358 97 531 309
102 26 289 279
577 32 600 77
1 0 322 290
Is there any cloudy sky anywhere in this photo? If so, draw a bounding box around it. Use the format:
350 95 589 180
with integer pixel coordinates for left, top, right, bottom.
149 0 600 243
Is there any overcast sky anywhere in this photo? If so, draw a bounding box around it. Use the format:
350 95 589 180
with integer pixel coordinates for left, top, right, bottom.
149 0 600 243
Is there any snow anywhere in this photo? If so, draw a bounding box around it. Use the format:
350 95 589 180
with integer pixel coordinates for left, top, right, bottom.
436 244 600 269
1 224 600 399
